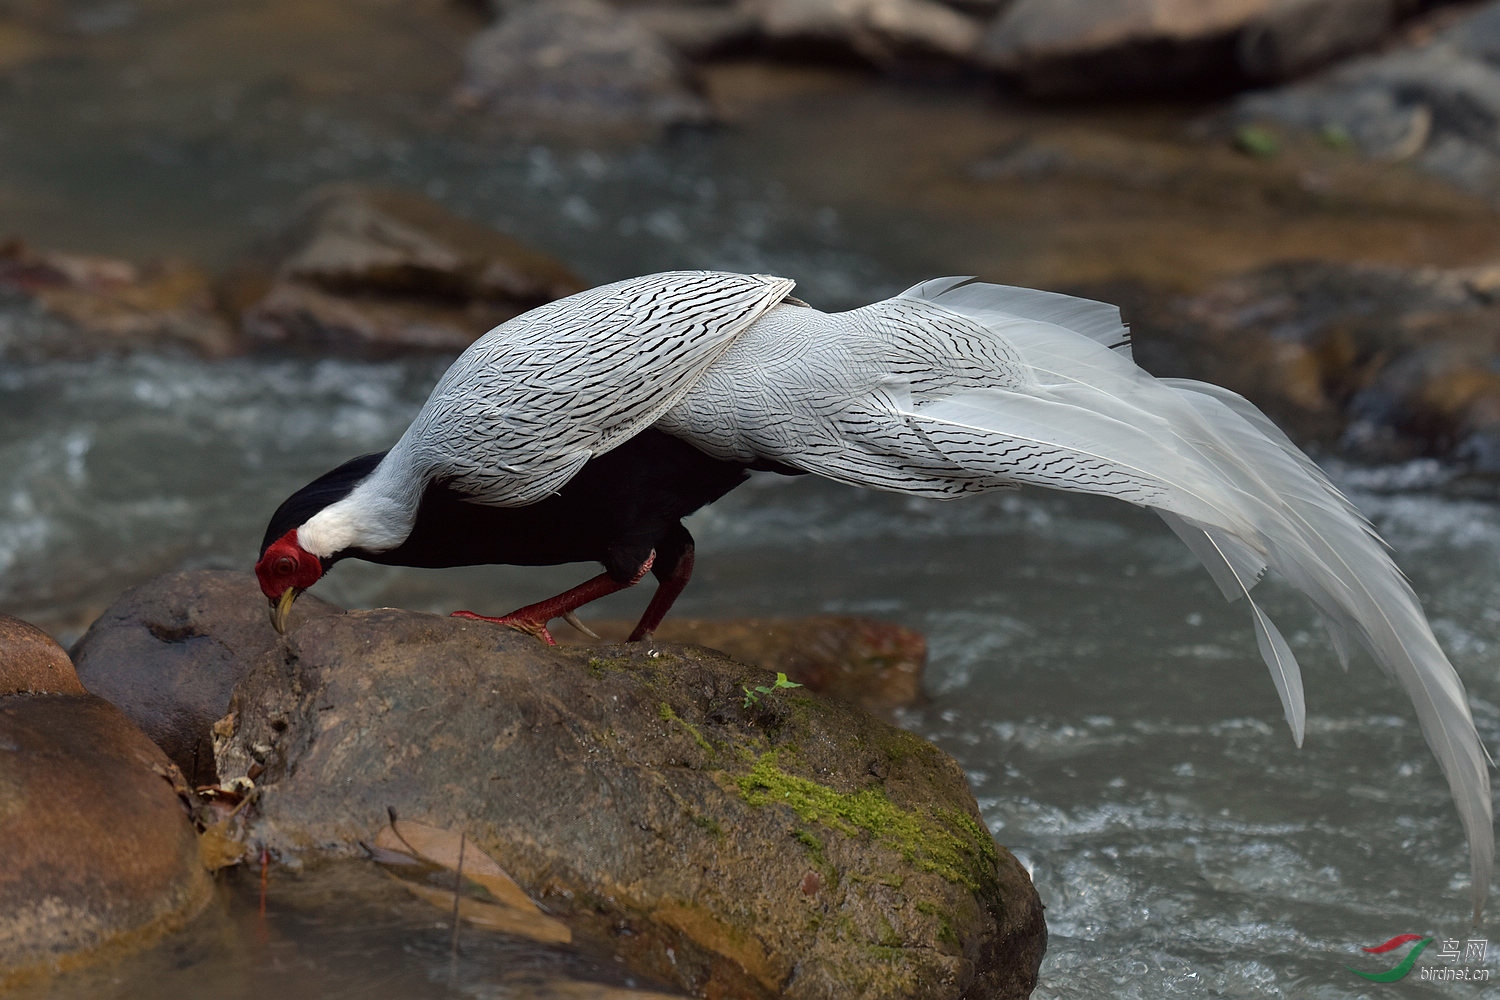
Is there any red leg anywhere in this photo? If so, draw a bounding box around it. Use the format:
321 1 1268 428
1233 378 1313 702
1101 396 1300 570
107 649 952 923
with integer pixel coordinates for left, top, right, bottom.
628 539 695 643
453 552 656 645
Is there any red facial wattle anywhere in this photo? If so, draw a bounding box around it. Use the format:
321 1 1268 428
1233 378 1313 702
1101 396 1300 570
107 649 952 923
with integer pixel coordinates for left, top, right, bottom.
255 529 324 598
255 529 326 634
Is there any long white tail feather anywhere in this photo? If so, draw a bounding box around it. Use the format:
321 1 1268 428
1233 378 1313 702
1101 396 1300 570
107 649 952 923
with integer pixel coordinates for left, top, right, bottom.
1156 510 1267 602
1250 597 1308 748
1323 616 1356 672
912 390 1258 532
903 282 1495 917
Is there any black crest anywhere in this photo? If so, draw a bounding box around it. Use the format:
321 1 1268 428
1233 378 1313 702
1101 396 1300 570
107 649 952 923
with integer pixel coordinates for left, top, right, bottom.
259 451 387 555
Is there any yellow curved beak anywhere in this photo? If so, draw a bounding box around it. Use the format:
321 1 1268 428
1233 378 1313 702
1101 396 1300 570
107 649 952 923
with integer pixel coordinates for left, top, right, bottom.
271 587 302 635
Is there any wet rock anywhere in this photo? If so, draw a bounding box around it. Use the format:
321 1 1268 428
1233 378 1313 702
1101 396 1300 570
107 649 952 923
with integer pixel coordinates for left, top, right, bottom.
0 241 238 359
746 0 984 68
234 184 584 354
0 613 212 985
626 3 761 59
57 568 1037 992
1124 259 1500 470
1232 2 1500 199
981 0 1402 97
957 111 1500 291
0 697 212 985
563 615 926 715
73 569 929 783
70 569 341 788
0 18 49 73
457 0 714 132
189 593 1043 996
1234 0 1400 81
0 614 84 696
220 611 1043 998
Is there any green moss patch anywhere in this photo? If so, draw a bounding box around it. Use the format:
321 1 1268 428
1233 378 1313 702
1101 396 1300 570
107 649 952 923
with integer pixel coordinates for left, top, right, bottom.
916 900 961 950
658 702 715 758
735 754 999 894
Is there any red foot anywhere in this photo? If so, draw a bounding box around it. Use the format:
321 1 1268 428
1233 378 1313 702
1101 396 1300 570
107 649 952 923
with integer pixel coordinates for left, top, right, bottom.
627 545 694 642
451 610 557 646
450 553 662 647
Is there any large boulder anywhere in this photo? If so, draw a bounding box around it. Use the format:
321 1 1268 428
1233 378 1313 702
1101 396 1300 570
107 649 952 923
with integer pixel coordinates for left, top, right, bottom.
72 571 926 784
981 0 1403 97
214 606 1045 998
1232 1 1500 200
746 0 984 68
1125 259 1500 471
70 570 341 787
457 0 714 133
0 241 237 359
0 617 212 987
0 614 84 696
232 184 584 354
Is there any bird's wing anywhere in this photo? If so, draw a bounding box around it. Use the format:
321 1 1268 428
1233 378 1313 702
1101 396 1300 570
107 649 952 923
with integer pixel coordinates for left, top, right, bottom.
668 277 1494 917
400 271 796 506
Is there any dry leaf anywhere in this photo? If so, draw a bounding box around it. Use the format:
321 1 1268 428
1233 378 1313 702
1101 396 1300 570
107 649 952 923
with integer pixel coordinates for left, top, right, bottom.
198 818 249 871
498 976 688 999
374 818 541 914
399 881 572 944
370 817 572 945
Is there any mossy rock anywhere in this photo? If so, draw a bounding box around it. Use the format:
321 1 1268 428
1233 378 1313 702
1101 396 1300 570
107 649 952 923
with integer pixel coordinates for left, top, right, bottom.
178 577 1047 999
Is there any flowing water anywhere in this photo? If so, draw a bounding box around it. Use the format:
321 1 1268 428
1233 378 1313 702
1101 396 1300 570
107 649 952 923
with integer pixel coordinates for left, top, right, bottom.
5 4 1500 996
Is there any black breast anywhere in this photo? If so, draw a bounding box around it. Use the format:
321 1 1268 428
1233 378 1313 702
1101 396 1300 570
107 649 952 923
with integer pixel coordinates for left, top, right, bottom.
359 429 764 572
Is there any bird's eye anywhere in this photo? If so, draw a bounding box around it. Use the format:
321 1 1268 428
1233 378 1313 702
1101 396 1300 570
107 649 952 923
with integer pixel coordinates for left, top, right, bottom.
274 555 296 576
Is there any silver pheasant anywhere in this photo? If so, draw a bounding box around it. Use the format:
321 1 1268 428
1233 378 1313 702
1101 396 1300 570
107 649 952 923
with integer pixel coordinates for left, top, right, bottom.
256 270 1495 918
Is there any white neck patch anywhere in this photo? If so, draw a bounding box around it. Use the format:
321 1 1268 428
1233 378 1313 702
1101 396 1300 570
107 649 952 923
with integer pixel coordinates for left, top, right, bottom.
297 486 416 557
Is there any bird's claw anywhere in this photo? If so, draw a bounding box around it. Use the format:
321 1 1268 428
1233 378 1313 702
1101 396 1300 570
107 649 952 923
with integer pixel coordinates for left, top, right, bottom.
562 611 600 639
450 610 557 646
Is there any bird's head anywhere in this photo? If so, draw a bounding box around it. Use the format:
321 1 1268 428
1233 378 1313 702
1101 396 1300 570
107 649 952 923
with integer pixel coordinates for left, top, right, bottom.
256 529 325 634
256 451 391 633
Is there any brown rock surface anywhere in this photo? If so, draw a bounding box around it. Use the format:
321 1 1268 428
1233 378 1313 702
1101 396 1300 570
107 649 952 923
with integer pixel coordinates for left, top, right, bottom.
0 241 237 359
72 571 926 785
0 19 48 73
458 0 714 132
747 0 984 67
214 607 1044 998
235 184 584 353
564 615 926 715
1231 2 1500 200
70 569 341 787
981 0 1400 96
0 614 84 696
1123 259 1500 470
0 693 212 986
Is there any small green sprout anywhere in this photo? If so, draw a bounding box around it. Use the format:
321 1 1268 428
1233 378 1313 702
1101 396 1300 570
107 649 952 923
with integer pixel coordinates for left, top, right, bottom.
742 672 802 708
1233 124 1280 158
1320 123 1354 150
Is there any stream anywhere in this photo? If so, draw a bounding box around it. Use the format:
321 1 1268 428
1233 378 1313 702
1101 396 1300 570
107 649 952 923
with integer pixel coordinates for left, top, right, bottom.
4 2 1500 996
